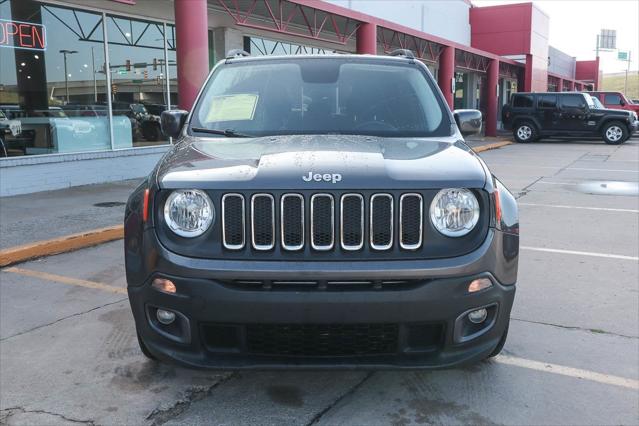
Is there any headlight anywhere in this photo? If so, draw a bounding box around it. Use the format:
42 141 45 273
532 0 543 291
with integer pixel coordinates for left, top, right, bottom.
430 188 480 237
164 189 214 237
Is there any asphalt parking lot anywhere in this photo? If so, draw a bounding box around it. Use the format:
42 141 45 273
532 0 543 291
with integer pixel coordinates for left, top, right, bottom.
1 138 638 426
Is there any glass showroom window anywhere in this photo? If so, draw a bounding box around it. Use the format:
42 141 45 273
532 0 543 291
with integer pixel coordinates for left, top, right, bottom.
106 15 174 146
0 0 110 157
244 36 338 56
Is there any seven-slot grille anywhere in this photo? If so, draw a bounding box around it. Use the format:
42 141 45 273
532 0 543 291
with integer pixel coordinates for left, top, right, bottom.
222 193 425 251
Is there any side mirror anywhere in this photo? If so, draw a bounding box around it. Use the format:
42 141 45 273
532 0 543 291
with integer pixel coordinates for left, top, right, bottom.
620 99 626 106
160 109 188 139
453 109 482 137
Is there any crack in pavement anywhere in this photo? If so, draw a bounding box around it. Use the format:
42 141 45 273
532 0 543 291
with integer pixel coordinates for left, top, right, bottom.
305 371 375 426
0 407 95 425
514 176 543 200
0 298 127 342
551 151 591 177
145 372 237 425
512 317 638 339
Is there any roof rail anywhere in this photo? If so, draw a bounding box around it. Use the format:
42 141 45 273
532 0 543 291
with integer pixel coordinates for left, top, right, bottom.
389 49 415 59
226 49 250 59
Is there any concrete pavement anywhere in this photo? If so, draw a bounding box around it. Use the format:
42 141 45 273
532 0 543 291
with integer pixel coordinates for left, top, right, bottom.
1 138 638 425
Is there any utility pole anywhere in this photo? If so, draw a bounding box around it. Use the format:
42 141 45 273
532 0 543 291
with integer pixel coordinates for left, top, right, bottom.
624 51 631 97
91 46 97 103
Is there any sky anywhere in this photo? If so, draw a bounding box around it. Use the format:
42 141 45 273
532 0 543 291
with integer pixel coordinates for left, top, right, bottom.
472 0 639 74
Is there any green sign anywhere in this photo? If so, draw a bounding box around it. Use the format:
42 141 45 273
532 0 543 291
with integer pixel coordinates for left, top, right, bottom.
117 68 127 75
618 51 629 61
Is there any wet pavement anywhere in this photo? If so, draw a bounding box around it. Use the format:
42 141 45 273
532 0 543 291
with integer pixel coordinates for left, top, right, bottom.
1 138 638 425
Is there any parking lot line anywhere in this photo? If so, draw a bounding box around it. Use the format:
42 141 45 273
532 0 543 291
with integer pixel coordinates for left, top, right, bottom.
521 246 639 261
495 355 639 390
536 181 578 185
518 203 639 213
2 267 127 295
567 167 639 173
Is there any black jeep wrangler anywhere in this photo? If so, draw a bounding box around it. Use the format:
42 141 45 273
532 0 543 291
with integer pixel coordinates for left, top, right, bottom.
502 91 637 144
125 51 519 369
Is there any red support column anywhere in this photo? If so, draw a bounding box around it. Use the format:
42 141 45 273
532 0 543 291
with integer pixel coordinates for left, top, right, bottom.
557 79 564 92
566 80 575 91
437 46 455 110
175 0 209 110
485 59 499 137
356 23 377 54
523 54 533 92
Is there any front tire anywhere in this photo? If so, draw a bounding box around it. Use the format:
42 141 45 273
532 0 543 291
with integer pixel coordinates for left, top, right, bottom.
513 121 537 143
602 121 627 145
137 332 157 360
487 322 509 358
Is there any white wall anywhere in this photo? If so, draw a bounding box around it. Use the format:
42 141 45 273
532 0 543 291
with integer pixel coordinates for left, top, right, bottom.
326 0 472 46
0 147 168 197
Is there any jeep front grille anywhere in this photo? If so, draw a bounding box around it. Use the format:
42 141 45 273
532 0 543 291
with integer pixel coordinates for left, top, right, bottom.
311 194 335 250
221 194 245 250
399 193 423 250
370 194 393 250
340 194 364 250
281 194 304 251
221 192 424 252
250 194 275 250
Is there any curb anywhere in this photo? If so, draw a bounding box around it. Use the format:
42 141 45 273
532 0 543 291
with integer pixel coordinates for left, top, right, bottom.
0 140 514 267
0 225 124 268
472 140 513 153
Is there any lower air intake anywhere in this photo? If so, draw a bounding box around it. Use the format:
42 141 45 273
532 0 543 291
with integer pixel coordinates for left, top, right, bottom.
246 323 399 356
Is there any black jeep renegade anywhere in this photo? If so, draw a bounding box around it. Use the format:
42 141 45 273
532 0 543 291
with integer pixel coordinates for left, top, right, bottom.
124 51 519 368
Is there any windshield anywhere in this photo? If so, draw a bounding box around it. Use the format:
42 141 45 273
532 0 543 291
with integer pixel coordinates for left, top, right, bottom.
591 96 604 109
191 58 450 138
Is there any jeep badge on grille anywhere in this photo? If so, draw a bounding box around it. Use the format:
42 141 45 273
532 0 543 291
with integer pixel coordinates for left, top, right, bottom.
302 172 342 183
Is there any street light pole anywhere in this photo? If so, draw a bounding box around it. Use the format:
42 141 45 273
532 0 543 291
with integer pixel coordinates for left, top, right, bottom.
624 51 631 97
91 46 97 103
59 49 78 104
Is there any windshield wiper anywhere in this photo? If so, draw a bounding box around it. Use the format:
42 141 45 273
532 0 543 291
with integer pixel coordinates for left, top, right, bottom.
191 127 253 138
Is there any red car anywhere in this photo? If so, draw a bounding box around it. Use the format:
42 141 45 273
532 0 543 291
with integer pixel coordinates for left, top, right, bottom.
588 91 639 114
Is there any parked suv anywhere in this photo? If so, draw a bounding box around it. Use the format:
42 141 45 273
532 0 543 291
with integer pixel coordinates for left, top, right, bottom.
502 92 636 144
588 91 639 115
125 51 519 368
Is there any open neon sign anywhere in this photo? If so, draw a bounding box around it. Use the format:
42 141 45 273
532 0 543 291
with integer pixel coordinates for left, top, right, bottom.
0 19 47 51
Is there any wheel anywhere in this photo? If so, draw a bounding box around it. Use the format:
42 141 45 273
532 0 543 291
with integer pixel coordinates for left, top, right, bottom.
487 321 509 358
513 121 536 143
137 332 157 360
602 121 628 145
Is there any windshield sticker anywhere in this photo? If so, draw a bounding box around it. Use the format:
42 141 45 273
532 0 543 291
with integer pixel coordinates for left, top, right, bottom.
206 94 259 122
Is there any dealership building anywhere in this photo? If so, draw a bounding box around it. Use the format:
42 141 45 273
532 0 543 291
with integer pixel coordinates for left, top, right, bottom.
0 0 600 196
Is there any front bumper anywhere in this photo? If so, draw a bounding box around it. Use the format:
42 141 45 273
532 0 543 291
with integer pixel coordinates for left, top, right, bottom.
128 229 518 369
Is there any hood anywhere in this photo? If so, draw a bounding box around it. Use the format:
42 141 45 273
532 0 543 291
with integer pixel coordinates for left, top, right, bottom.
157 134 487 190
592 107 634 116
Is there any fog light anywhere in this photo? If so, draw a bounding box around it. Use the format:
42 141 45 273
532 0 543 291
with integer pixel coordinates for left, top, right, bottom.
468 308 488 324
468 278 492 293
152 278 176 294
156 309 176 325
